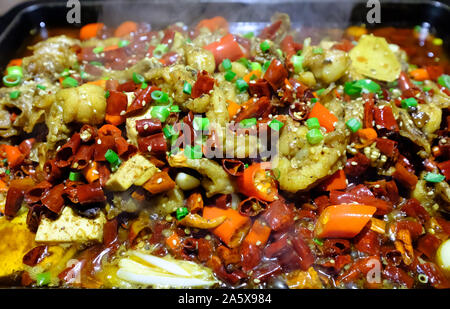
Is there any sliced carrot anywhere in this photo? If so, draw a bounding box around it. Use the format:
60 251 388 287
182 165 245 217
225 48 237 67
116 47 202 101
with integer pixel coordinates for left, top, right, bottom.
308 102 338 132
196 16 229 33
203 206 251 248
143 171 176 195
105 114 125 126
243 70 262 83
320 169 347 191
314 204 377 239
86 79 106 88
114 21 138 37
82 162 100 183
80 23 104 40
355 128 377 149
0 179 8 192
103 45 119 52
166 232 182 251
226 99 241 118
0 144 24 168
243 220 271 247
410 68 429 81
7 58 22 67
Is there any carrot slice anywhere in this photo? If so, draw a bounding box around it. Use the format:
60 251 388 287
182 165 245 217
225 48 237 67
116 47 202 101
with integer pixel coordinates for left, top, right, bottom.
143 171 176 195
203 206 251 248
355 128 377 148
7 58 22 67
0 144 24 168
242 220 271 247
0 179 8 192
86 79 106 88
308 102 338 132
82 162 100 184
196 16 229 33
314 204 377 239
320 169 347 191
243 70 262 83
105 114 125 126
166 232 182 251
80 23 104 40
226 99 241 119
410 68 429 81
114 21 138 37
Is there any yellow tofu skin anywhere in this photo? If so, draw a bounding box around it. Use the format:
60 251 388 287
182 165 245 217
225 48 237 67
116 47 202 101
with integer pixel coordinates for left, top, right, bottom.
35 207 106 244
0 213 36 278
349 34 401 82
105 154 158 191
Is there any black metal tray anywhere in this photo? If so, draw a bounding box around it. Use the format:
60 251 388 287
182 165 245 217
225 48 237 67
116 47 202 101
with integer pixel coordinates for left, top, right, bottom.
0 0 449 68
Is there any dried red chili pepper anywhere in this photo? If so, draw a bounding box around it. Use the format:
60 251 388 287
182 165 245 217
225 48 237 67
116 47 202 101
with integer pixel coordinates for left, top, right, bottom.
238 196 269 217
55 133 81 168
18 138 35 158
373 106 399 132
222 159 245 176
44 159 63 182
72 145 94 170
382 265 414 288
24 180 52 205
137 133 167 156
401 198 430 224
393 161 418 190
417 234 441 260
259 20 282 40
321 239 351 257
233 96 272 123
76 182 106 204
41 183 65 214
262 200 294 231
354 227 380 256
263 59 288 90
4 178 34 218
106 90 128 116
344 152 371 177
191 71 215 99
375 138 399 159
22 245 49 267
126 85 158 116
135 118 162 137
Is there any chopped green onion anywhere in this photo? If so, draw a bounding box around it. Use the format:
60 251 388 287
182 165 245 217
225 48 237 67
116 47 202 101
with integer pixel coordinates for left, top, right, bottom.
141 82 148 89
235 78 248 93
36 272 51 286
80 71 88 79
222 59 232 71
153 44 169 58
237 57 251 69
296 50 302 56
424 172 445 183
36 84 46 91
260 40 271 52
60 68 70 77
61 77 78 88
276 48 283 58
313 47 323 54
423 86 432 92
5 169 10 175
176 207 189 220
412 80 423 86
418 274 428 284
193 117 210 131
90 61 103 67
262 61 271 72
306 128 324 145
346 118 362 133
310 98 318 103
9 91 20 99
3 74 21 87
118 39 130 48
414 25 421 33
432 38 443 46
132 72 145 84
306 117 320 129
313 238 323 246
151 106 170 122
183 81 192 95
244 163 249 169
268 119 284 131
250 62 262 72
291 55 303 74
438 74 450 89
105 90 110 99
105 149 120 165
7 66 23 78
110 158 122 172
344 79 380 96
316 88 325 96
243 32 254 39
401 97 418 109
240 118 257 128
69 171 81 181
169 105 180 113
93 46 104 54
163 125 175 139
151 90 169 104
184 144 203 159
224 70 236 81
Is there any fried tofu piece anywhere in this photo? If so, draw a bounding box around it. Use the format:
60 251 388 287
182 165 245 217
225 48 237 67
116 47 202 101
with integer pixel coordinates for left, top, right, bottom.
35 207 106 244
105 154 159 191
349 34 401 82
0 214 36 278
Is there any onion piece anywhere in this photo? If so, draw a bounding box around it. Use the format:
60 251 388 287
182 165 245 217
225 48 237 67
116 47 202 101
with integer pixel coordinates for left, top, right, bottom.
131 251 191 277
175 172 201 191
117 269 216 287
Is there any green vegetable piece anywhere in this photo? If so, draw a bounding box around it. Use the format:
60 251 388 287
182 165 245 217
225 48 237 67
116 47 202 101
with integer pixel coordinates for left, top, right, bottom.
235 78 248 93
184 144 203 159
224 70 236 81
61 77 78 88
222 59 232 71
260 40 271 52
268 119 284 131
346 118 362 133
306 117 320 129
176 207 189 220
401 97 418 109
183 81 192 95
306 128 324 144
240 118 257 128
132 72 145 84
424 172 445 183
438 74 450 89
